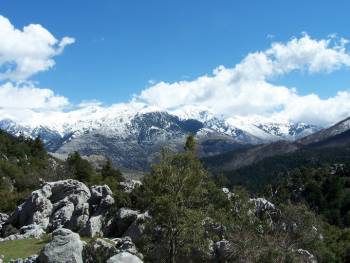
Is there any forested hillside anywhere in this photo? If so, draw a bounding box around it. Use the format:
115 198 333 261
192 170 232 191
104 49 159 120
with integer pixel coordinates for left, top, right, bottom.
0 130 124 213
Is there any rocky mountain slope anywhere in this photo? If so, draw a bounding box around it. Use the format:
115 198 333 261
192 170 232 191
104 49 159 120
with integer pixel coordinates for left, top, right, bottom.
204 115 350 172
0 103 320 171
298 116 350 146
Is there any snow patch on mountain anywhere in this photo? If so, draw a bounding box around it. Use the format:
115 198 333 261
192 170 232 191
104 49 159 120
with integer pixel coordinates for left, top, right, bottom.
0 102 321 148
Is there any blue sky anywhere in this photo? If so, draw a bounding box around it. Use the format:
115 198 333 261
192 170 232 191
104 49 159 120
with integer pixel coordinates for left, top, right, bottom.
1 0 350 126
1 0 350 104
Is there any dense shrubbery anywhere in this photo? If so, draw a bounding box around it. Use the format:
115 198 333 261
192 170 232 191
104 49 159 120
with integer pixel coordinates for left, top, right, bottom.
266 165 350 228
0 131 55 212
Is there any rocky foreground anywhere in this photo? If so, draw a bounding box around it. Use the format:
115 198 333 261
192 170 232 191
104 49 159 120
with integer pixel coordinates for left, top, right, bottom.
0 179 317 263
0 179 146 262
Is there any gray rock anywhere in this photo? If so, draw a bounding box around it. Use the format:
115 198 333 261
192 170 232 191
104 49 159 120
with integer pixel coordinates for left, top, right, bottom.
83 238 118 263
0 255 4 263
108 208 140 237
0 224 45 242
20 224 46 238
221 188 234 199
106 252 143 263
119 180 142 193
123 211 150 243
9 255 38 263
9 184 53 228
80 185 115 237
38 228 83 263
0 213 9 231
89 185 114 210
111 236 141 257
296 249 318 263
50 200 75 230
81 215 104 238
215 239 233 261
9 180 91 232
251 198 276 214
250 197 279 225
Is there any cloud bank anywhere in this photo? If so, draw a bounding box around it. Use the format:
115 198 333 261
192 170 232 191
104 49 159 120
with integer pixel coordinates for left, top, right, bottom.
135 34 350 126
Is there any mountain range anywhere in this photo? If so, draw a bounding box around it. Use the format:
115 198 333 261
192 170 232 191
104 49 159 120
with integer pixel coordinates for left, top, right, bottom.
0 103 321 171
202 115 350 191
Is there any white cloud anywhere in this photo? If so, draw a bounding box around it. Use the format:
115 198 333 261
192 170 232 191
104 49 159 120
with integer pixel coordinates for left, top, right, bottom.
135 34 350 126
0 82 70 124
0 27 349 128
0 15 75 81
0 82 69 110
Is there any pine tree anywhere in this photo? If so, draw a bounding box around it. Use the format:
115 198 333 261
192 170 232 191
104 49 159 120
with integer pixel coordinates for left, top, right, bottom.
101 159 124 182
141 149 209 262
67 151 94 183
184 134 196 153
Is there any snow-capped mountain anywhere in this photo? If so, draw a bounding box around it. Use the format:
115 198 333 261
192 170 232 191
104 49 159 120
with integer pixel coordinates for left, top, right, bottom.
0 103 321 170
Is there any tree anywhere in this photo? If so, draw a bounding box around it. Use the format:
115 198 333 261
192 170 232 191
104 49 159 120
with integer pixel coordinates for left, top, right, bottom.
30 136 45 156
67 152 94 183
141 149 209 263
101 159 124 182
184 134 196 153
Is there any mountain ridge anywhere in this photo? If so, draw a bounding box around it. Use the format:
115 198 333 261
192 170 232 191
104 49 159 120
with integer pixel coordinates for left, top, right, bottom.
0 104 321 170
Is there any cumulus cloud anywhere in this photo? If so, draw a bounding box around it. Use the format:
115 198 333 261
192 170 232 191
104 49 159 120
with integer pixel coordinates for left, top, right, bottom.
1 23 349 128
0 15 75 81
0 82 69 110
135 34 350 126
0 82 71 126
0 15 73 123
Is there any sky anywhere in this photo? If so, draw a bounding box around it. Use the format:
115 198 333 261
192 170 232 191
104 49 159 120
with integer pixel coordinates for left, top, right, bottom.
1 0 350 126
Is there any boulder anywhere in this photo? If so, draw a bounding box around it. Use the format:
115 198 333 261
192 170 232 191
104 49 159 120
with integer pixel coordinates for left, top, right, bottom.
106 252 143 263
38 228 84 263
81 215 104 238
215 239 233 261
80 185 115 237
0 213 9 231
250 198 279 223
123 211 150 243
89 185 115 211
83 238 118 263
296 249 318 263
0 224 19 238
0 224 45 242
9 183 53 229
222 188 234 199
9 255 38 263
111 236 142 258
251 198 276 214
107 208 139 237
8 180 91 232
119 180 142 193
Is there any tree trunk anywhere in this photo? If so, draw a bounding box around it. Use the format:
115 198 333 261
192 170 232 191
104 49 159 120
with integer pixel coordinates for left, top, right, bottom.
169 234 177 263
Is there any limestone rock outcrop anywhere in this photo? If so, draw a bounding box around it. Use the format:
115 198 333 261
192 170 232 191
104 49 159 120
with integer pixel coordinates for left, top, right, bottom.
8 180 91 232
38 228 84 263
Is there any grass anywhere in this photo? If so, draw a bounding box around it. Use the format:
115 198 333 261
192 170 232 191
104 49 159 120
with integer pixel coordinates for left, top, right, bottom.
0 235 104 262
0 238 48 262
